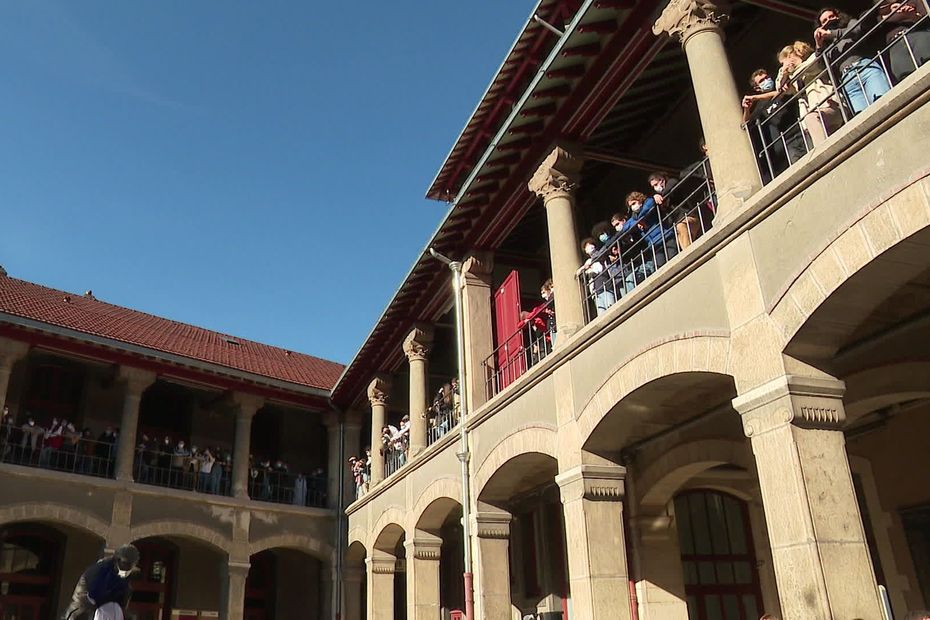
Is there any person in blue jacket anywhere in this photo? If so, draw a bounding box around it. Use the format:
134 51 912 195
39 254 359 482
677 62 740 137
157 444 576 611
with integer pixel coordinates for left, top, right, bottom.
621 190 679 280
63 544 139 619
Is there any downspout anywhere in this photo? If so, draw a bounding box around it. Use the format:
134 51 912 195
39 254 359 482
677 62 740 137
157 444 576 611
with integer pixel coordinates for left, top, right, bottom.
329 400 346 620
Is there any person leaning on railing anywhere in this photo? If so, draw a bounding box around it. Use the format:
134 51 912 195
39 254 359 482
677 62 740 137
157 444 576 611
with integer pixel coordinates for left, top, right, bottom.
778 41 843 146
579 236 616 317
814 6 892 114
743 68 807 176
877 0 930 82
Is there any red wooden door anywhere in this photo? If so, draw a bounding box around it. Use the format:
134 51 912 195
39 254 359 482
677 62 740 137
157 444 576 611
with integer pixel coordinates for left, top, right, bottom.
129 539 177 620
493 270 525 389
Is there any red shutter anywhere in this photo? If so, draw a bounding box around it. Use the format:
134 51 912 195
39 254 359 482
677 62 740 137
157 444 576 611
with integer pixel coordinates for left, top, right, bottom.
493 270 525 389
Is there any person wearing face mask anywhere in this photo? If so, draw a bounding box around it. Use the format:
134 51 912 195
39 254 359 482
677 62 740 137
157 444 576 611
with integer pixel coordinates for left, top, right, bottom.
63 544 139 619
814 6 891 114
778 41 843 146
621 190 680 280
577 236 616 317
171 439 191 488
877 0 930 83
743 68 807 178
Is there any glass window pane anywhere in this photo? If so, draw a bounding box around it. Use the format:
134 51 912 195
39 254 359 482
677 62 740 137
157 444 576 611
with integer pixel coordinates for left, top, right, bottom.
722 594 741 620
717 561 735 584
704 594 724 620
724 496 748 554
686 595 700 620
734 561 753 584
699 561 717 584
707 493 731 554
675 496 695 554
682 561 698 585
742 594 760 619
690 494 713 555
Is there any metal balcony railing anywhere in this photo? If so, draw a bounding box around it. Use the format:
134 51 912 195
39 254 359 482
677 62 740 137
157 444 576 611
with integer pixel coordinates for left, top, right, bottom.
1 423 116 479
482 298 556 400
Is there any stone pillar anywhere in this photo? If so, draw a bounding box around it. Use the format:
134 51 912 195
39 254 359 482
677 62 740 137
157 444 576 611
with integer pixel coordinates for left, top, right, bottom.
461 251 495 409
555 464 633 620
232 393 264 499
634 513 688 620
367 376 391 487
0 339 28 417
222 561 250 620
343 566 364 620
403 324 434 456
528 147 586 340
321 562 334 620
472 512 513 620
115 367 156 482
404 536 442 620
323 412 341 509
732 375 883 620
366 554 396 620
653 0 760 213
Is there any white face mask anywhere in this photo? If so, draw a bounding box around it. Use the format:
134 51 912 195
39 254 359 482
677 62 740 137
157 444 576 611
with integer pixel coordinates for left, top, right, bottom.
118 568 132 578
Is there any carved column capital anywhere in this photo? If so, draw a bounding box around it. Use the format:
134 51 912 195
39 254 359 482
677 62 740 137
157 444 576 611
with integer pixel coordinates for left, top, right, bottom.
402 324 434 362
367 375 392 407
118 366 156 396
528 147 583 203
472 511 512 540
556 464 626 503
404 537 442 561
367 556 397 575
733 374 847 437
232 392 265 420
0 338 29 368
653 0 730 44
462 251 495 281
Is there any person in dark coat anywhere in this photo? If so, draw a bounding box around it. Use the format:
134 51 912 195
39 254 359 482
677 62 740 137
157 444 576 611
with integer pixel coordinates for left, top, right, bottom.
63 544 139 619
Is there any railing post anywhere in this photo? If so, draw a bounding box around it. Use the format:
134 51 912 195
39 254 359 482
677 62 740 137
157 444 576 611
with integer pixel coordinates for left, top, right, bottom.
654 0 760 215
529 146 587 341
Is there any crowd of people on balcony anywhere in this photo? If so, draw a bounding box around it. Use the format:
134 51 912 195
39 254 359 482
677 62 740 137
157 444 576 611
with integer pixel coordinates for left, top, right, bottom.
135 434 232 494
0 407 117 477
248 455 327 507
743 1 929 180
577 163 716 318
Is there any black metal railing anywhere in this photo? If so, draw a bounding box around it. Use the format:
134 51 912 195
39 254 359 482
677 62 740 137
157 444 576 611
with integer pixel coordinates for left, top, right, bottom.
747 0 930 182
134 453 233 496
427 406 459 445
248 470 327 508
577 160 717 324
0 423 116 479
481 297 556 399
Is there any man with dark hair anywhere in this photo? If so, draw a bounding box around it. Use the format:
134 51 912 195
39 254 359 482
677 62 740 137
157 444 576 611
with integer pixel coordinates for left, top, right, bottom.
63 544 139 619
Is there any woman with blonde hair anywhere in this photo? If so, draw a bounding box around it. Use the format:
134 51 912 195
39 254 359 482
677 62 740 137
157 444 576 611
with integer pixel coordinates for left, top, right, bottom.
777 40 844 146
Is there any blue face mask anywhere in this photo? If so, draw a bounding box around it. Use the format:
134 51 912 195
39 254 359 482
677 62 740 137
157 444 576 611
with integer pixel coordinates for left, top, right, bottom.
758 77 775 92
598 233 609 243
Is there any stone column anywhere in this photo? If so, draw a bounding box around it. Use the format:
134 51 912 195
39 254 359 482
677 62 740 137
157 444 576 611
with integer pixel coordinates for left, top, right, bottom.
461 251 494 409
555 464 633 620
404 536 442 620
232 393 264 499
654 0 760 213
472 512 513 620
115 367 156 482
366 554 396 620
323 411 341 509
528 147 586 340
367 376 391 487
634 513 688 620
344 410 364 504
343 566 364 620
222 561 250 620
321 562 334 620
732 375 883 620
0 339 29 417
403 324 434 456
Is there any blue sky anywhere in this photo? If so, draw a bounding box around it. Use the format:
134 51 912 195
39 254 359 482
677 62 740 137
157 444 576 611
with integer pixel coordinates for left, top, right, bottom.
0 0 534 365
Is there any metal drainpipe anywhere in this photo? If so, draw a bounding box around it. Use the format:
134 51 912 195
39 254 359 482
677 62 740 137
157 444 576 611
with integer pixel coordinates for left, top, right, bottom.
329 401 347 620
623 455 643 620
429 248 475 620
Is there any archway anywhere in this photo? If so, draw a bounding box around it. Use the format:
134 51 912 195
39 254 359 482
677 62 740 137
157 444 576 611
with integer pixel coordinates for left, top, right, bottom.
372 523 407 620
476 451 567 619
129 537 178 620
245 548 325 620
413 495 465 618
344 541 367 620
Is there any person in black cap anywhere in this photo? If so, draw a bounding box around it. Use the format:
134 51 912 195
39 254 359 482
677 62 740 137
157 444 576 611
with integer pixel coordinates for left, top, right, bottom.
63 544 139 619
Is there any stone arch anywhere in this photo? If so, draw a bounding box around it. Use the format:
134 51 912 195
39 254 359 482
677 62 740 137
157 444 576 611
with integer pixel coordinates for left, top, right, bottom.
348 525 368 550
410 477 462 534
770 174 930 344
249 534 333 563
844 361 930 422
370 508 407 554
575 334 732 445
345 540 368 567
636 439 754 510
129 520 231 555
473 424 558 502
0 502 110 539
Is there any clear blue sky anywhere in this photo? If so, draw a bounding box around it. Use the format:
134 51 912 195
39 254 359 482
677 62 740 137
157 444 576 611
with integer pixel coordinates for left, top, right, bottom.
0 0 534 365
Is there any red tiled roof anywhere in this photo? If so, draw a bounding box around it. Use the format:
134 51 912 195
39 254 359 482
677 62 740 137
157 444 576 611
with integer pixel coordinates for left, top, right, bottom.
0 276 343 392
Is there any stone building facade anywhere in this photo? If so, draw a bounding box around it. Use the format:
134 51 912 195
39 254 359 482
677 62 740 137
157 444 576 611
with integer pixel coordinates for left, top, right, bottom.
334 0 930 619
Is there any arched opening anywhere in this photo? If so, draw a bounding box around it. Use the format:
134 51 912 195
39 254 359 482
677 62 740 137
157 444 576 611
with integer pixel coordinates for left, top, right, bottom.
414 497 465 617
130 535 226 618
245 548 325 620
344 541 367 620
673 490 763 620
372 524 407 620
477 452 567 619
0 520 104 620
